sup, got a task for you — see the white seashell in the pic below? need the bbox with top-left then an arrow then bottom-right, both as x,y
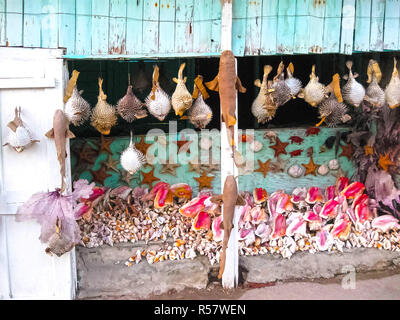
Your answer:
199,137 -> 212,150
250,140 -> 263,152
328,159 -> 340,170
287,164 -> 304,178
317,164 -> 329,176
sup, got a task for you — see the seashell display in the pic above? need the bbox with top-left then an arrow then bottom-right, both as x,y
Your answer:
317,164 -> 329,176
287,164 -> 304,178
3,107 -> 39,152
272,62 -> 292,107
91,78 -> 117,135
342,61 -> 366,107
192,211 -> 211,231
328,159 -> 340,170
120,131 -> 146,175
365,59 -> 385,108
64,86 -> 91,126
117,85 -> 147,122
253,187 -> 268,204
285,62 -> 302,97
385,58 -> 400,109
249,140 -> 262,152
145,65 -> 171,121
302,65 -> 327,107
171,63 -> 193,116
251,65 -> 278,124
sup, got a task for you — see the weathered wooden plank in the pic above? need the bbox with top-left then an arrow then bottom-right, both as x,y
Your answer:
159,0 -> 175,53
108,0 -> 127,54
260,0 -> 278,55
193,0 -> 212,53
142,0 -> 160,54
383,0 -> 400,50
353,0 -> 371,51
231,0 -> 247,56
91,0 -> 108,55
0,0 -> 4,46
175,0 -> 194,53
369,0 -> 385,51
294,0 -> 310,54
210,0 -> 222,53
276,0 -> 296,54
5,0 -> 23,46
126,0 -> 144,55
322,0 -> 342,53
58,0 -> 75,54
308,0 -> 325,53
244,0 -> 262,55
41,0 -> 59,48
23,0 -> 42,47
340,0 -> 356,54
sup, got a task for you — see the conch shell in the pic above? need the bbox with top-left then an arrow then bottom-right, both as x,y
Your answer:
64,86 -> 91,126
90,78 -> 117,135
145,65 -> 171,121
365,59 -> 385,107
171,63 -> 193,116
342,61 -> 365,107
117,85 -> 147,122
120,131 -> 146,175
3,107 -> 39,152
301,65 -> 327,107
385,58 -> 400,109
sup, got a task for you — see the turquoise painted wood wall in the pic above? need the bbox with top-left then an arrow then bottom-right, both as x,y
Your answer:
0,0 -> 399,58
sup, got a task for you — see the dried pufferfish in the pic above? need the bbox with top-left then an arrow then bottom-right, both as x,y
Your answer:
145,65 -> 171,121
45,218 -> 75,257
385,58 -> 400,109
2,107 -> 39,152
301,65 -> 327,107
251,65 -> 278,124
365,59 -> 385,108
342,61 -> 366,107
272,61 -> 292,106
120,131 -> 146,175
117,85 -> 147,122
90,78 -> 117,135
171,63 -> 193,116
285,62 -> 302,97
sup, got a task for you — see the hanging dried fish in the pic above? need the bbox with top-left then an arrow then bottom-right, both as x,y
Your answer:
120,131 -> 146,175
272,61 -> 292,106
365,59 -> 385,108
91,78 -> 117,135
171,63 -> 193,116
45,218 -> 75,257
117,85 -> 147,122
63,70 -> 80,103
251,65 -> 278,124
285,62 -> 302,97
145,65 -> 171,121
3,107 -> 39,152
64,86 -> 91,126
301,65 -> 327,107
385,58 -> 400,109
342,61 -> 366,107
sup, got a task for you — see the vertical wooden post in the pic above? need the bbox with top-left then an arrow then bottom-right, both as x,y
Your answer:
220,0 -> 239,289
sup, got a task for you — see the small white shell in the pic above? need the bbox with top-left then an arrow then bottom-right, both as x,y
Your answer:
250,140 -> 263,152
317,164 -> 329,176
287,164 -> 304,178
328,159 -> 340,170
199,137 -> 212,150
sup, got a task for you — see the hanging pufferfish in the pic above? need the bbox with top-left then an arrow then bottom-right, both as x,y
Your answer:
364,59 -> 385,108
299,65 -> 327,107
145,65 -> 171,121
120,131 -> 146,175
342,61 -> 366,107
385,57 -> 400,109
171,62 -> 193,116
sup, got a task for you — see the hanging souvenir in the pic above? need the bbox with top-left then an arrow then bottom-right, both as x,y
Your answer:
3,107 -> 39,152
251,65 -> 278,124
272,61 -> 292,106
45,218 -> 75,257
342,61 -> 365,107
385,58 -> 400,109
64,86 -> 91,126
145,65 -> 171,121
120,131 -> 146,175
183,75 -> 213,129
63,69 -> 80,103
301,65 -> 327,107
365,59 -> 385,108
90,78 -> 117,135
285,62 -> 302,97
171,62 -> 193,116
117,83 -> 147,122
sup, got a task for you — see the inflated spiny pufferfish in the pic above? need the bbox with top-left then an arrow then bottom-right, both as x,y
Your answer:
145,65 -> 171,121
385,57 -> 400,109
272,61 -> 292,107
171,63 -> 193,116
365,59 -> 385,108
301,65 -> 327,107
342,61 -> 366,107
285,62 -> 302,97
117,85 -> 147,122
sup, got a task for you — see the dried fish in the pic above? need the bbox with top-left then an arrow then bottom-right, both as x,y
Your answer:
385,58 -> 400,109
301,65 -> 327,107
117,85 -> 147,122
342,61 -> 365,107
145,65 -> 171,121
171,63 -> 193,116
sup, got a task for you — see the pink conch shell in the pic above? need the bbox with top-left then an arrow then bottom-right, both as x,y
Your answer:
110,186 -> 132,200
83,186 -> 105,202
179,195 -> 208,218
286,213 -> 307,236
276,193 -> 294,214
352,193 -> 368,209
331,216 -> 351,240
270,214 -> 287,239
239,226 -> 256,246
74,203 -> 91,219
212,216 -> 224,242
170,183 -> 192,200
346,208 -> 357,225
250,206 -> 268,224
336,176 -> 349,193
319,199 -> 339,219
253,187 -> 268,204
315,229 -> 334,251
335,195 -> 348,213
371,215 -> 400,232
142,181 -> 170,201
267,190 -> 285,218
325,185 -> 336,201
304,210 -> 323,231
306,187 -> 324,204
203,197 -> 221,215
354,202 -> 372,224
291,187 -> 307,204
255,223 -> 271,243
154,188 -> 173,209
192,211 -> 211,231
341,182 -> 365,199
313,203 -> 323,216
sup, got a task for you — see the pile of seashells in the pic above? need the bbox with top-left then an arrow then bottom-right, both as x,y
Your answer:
77,178 -> 400,268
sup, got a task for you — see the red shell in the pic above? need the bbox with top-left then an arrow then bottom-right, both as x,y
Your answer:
289,149 -> 303,157
289,136 -> 304,144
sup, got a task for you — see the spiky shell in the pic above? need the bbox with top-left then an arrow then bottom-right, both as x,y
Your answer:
172,84 -> 193,117
342,79 -> 365,107
145,84 -> 171,121
285,77 -> 302,96
187,93 -> 212,129
304,79 -> 326,107
64,86 -> 91,126
318,96 -> 349,127
366,80 -> 385,107
272,80 -> 292,106
117,85 -> 147,122
91,98 -> 117,135
120,144 -> 146,175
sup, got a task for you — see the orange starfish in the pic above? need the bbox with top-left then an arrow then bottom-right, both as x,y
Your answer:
194,172 -> 214,190
302,156 -> 318,176
141,167 -> 160,188
339,143 -> 352,160
269,137 -> 289,158
378,153 -> 395,172
255,159 -> 271,178
136,136 -> 152,157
